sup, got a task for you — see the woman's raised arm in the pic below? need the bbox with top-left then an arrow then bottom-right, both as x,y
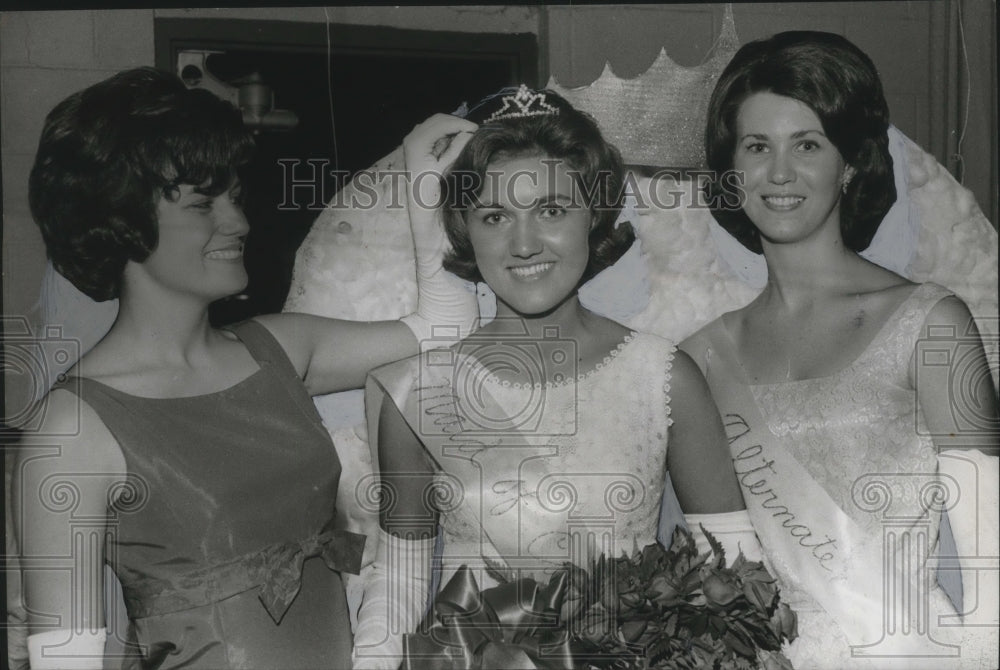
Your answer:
256,114 -> 479,396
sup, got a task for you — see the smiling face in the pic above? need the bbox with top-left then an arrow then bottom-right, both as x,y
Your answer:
135,180 -> 250,301
733,92 -> 855,249
466,154 -> 592,318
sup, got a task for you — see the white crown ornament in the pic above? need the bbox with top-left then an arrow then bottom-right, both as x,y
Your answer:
483,84 -> 561,123
547,6 -> 739,169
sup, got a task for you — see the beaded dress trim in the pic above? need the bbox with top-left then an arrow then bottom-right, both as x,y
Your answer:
476,331 -> 639,390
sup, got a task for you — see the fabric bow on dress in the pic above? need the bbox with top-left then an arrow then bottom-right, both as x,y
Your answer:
121,527 -> 366,624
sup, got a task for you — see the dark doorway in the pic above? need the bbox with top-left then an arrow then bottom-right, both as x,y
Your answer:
155,19 -> 537,324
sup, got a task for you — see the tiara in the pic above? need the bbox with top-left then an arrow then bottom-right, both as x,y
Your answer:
546,7 -> 739,168
483,84 -> 560,123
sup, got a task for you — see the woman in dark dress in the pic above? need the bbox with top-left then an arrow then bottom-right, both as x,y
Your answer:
13,67 -> 476,669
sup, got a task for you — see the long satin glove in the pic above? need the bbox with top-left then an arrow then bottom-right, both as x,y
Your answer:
28,628 -> 106,669
684,509 -> 765,563
353,529 -> 435,670
399,116 -> 479,350
399,251 -> 478,350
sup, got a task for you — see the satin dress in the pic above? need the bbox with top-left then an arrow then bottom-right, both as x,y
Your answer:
59,321 -> 363,669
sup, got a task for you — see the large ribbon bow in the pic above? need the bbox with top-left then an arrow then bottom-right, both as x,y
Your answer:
121,526 -> 366,623
257,527 -> 366,623
403,566 -> 577,670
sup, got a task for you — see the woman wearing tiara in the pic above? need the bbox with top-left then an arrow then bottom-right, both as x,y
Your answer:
12,67 -> 477,669
683,31 -> 998,669
353,86 -> 762,669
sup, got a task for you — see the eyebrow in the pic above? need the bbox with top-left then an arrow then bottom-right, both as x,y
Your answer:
469,192 -> 576,211
739,129 -> 826,142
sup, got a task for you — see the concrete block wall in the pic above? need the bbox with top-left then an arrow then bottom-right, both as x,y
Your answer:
2,10 -> 155,318
1,10 -> 156,415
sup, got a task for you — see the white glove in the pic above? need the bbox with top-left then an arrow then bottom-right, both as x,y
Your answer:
352,529 -> 435,670
400,268 -> 478,351
399,114 -> 479,350
28,628 -> 106,669
684,509 -> 765,563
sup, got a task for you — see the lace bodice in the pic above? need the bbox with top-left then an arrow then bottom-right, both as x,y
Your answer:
732,283 -> 996,668
749,283 -> 948,537
429,332 -> 676,587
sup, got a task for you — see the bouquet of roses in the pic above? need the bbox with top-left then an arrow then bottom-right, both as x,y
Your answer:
566,525 -> 797,670
403,526 -> 796,670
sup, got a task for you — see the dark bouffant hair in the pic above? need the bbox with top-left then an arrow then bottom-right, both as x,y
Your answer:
704,31 -> 895,253
29,67 -> 255,301
440,86 -> 633,284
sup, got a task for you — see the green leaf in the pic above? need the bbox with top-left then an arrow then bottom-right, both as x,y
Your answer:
700,524 -> 725,563
724,629 -> 756,658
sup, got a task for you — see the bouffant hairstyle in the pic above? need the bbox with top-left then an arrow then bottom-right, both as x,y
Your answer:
29,67 -> 255,301
439,87 -> 633,284
704,31 -> 895,253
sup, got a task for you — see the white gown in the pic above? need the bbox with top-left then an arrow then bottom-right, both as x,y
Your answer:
366,331 -> 677,591
685,283 -> 998,669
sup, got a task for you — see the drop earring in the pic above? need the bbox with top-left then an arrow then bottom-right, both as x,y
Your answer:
841,169 -> 854,194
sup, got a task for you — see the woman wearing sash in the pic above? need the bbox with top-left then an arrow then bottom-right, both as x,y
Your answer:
683,32 -> 999,668
354,87 -> 762,669
12,67 -> 477,669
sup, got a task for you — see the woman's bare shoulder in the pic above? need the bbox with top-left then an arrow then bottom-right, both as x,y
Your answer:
19,386 -> 126,476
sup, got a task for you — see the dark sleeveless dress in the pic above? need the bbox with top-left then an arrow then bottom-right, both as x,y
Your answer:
58,320 -> 364,669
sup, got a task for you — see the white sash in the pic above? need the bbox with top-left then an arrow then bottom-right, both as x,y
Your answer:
699,321 -> 887,647
365,351 -> 531,579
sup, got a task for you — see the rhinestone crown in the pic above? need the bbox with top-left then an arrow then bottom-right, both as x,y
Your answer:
483,84 -> 560,123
